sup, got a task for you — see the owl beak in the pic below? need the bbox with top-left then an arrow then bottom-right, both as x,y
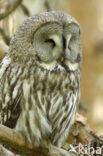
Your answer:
60,56 -> 64,63
57,54 -> 65,64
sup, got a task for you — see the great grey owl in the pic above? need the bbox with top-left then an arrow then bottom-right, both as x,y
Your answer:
0,11 -> 82,147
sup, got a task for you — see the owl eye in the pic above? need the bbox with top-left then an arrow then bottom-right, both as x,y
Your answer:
45,39 -> 56,48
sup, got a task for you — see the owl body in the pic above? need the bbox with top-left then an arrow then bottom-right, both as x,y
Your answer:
0,11 -> 82,147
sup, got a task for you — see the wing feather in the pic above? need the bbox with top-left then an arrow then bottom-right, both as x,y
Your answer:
0,56 -> 22,128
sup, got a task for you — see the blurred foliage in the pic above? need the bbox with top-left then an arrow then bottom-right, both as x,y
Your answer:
0,0 -> 103,134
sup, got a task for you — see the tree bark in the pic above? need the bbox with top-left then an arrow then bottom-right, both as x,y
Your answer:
0,124 -> 71,156
0,0 -> 23,21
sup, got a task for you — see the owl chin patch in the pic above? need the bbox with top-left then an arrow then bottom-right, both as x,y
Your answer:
37,61 -> 57,71
65,61 -> 79,72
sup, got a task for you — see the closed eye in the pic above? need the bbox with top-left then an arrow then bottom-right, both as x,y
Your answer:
45,39 -> 56,48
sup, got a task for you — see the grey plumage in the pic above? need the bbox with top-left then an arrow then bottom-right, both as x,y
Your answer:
0,11 -> 82,147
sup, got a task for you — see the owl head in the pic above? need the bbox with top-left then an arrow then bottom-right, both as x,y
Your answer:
9,11 -> 82,72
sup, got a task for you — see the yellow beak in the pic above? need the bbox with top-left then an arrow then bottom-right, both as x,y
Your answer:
60,57 -> 64,63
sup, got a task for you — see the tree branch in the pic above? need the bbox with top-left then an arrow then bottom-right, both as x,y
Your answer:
0,124 -> 71,156
44,0 -> 51,11
0,40 -> 8,60
0,113 -> 102,155
0,124 -> 45,155
0,0 -> 23,21
0,28 -> 10,45
0,144 -> 19,156
21,4 -> 30,17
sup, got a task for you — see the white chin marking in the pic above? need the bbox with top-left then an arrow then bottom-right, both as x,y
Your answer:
39,61 -> 57,71
66,62 -> 78,71
39,61 -> 78,72
57,64 -> 65,71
